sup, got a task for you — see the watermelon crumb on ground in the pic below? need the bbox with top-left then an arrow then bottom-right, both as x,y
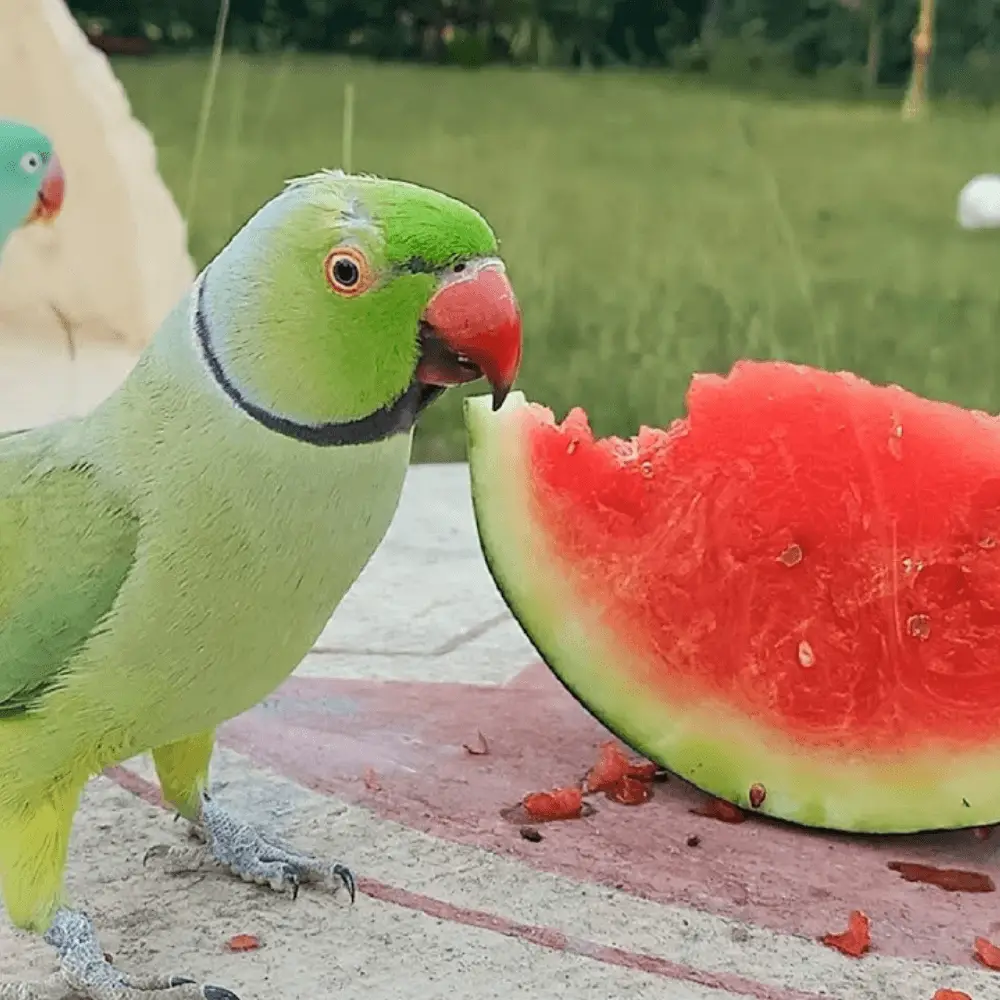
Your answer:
974,936 -> 1000,970
886,862 -> 995,893
464,360 -> 1000,834
820,910 -> 872,958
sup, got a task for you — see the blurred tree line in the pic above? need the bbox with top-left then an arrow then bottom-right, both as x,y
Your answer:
70,0 -> 1000,102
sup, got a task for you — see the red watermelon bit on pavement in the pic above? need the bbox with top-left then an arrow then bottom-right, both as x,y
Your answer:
465,361 -> 1000,834
584,740 -> 658,805
932,990 -> 972,1000
225,933 -> 262,952
821,910 -> 872,958
974,936 -> 1000,970
584,741 -> 631,793
691,795 -> 748,824
502,786 -> 591,824
887,861 -> 995,893
606,775 -> 653,805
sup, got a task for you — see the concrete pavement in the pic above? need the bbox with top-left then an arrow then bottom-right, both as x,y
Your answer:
2,463 -> 1000,1000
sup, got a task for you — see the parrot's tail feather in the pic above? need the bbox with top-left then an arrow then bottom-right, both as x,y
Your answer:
0,782 -> 82,933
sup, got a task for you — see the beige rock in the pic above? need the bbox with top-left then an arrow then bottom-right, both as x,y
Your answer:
0,0 -> 194,430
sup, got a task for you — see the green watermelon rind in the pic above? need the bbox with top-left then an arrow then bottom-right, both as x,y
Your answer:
464,390 -> 1000,835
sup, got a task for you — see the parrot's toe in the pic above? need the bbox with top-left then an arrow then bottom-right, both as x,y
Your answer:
119,974 -> 239,998
0,972 -> 72,999
331,863 -> 357,902
142,841 -> 210,875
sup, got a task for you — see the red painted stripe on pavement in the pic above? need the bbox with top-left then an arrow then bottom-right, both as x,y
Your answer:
357,877 -> 822,1000
103,765 -> 824,1000
105,765 -> 165,808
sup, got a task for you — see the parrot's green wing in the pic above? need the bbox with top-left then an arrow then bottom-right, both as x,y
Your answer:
0,461 -> 139,718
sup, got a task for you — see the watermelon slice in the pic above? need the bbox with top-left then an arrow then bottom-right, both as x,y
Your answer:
464,360 -> 1000,834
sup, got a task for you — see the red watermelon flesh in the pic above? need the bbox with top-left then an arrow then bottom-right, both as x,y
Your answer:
464,360 -> 1000,833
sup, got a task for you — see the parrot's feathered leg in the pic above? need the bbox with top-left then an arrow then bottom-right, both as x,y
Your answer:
151,732 -> 215,823
146,736 -> 356,902
0,909 -> 237,1000
0,782 -> 82,935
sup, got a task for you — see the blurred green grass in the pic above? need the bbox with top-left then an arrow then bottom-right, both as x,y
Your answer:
114,55 -> 1000,462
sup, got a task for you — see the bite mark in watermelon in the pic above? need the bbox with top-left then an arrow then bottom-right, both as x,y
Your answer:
464,360 -> 1000,833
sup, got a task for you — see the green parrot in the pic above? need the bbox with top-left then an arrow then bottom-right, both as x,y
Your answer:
0,120 -> 65,255
0,170 -> 522,1000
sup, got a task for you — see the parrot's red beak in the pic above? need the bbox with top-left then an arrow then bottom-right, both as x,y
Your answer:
415,261 -> 522,411
24,153 -> 65,226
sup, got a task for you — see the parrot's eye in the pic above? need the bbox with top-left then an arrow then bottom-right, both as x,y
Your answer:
324,246 -> 373,297
20,152 -> 42,174
334,258 -> 358,285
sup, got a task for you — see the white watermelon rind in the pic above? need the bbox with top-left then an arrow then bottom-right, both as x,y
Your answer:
465,391 -> 1000,834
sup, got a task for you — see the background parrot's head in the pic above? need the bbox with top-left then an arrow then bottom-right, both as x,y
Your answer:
0,121 -> 65,248
197,171 -> 522,444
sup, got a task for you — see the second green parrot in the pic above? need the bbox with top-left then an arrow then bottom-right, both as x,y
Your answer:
0,169 -> 521,1000
0,120 -> 65,255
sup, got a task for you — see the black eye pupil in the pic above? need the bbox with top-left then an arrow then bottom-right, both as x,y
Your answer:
333,258 -> 359,286
453,262 -> 466,273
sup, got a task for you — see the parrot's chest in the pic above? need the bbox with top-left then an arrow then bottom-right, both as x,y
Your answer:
107,430 -> 413,741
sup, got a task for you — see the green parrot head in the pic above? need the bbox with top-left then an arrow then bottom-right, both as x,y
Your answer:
196,171 -> 522,445
0,120 -> 65,252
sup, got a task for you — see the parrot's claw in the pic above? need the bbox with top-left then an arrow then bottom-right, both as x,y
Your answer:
0,909 -> 240,1000
146,793 -> 356,903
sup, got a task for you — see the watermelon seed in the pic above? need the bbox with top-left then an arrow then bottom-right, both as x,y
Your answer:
888,424 -> 904,460
462,731 -> 490,756
907,614 -> 931,641
749,783 -> 767,809
777,544 -> 803,567
640,461 -> 653,478
567,440 -> 578,455
797,640 -> 815,667
979,537 -> 997,550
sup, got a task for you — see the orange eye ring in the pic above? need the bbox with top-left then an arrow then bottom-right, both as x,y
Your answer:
324,246 -> 374,297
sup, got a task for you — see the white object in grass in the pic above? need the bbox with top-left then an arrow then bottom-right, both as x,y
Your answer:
957,174 -> 1000,229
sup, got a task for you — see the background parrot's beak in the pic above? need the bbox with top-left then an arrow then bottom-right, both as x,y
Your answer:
416,262 -> 523,410
24,153 -> 66,226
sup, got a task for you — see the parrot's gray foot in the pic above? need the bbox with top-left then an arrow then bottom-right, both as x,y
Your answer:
0,909 -> 239,1000
146,793 -> 356,903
